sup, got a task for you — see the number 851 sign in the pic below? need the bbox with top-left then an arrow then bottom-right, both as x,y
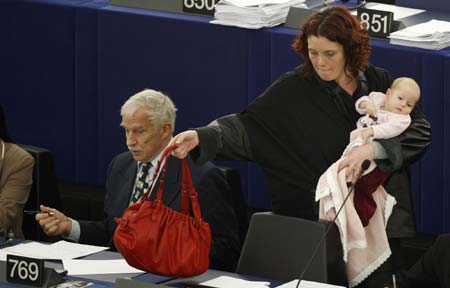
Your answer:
357,8 -> 393,39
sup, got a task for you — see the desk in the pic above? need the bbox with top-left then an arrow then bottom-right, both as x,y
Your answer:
0,249 -> 171,288
1,0 -> 449,233
160,269 -> 284,287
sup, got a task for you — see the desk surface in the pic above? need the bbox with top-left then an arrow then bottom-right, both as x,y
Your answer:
0,249 -> 172,288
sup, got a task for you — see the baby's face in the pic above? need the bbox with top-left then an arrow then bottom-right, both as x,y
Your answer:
385,87 -> 419,115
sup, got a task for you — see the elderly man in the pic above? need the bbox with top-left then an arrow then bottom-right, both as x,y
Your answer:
36,89 -> 241,271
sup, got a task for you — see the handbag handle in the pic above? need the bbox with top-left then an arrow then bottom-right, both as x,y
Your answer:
141,145 -> 202,219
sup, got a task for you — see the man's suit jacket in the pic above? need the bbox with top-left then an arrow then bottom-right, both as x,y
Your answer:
78,151 -> 241,271
0,141 -> 34,239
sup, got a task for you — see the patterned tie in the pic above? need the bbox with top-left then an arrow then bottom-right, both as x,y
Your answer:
130,162 -> 152,205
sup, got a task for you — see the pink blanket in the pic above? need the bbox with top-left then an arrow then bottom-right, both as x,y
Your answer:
315,158 -> 396,287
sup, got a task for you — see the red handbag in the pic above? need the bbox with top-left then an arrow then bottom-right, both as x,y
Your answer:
113,146 -> 212,277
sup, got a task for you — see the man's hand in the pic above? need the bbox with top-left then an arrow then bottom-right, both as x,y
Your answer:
35,204 -> 72,237
170,130 -> 200,159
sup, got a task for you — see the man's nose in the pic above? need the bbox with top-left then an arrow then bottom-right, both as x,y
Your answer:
126,134 -> 136,146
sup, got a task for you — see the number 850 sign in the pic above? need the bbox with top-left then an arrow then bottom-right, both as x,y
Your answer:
183,0 -> 219,15
357,8 -> 393,39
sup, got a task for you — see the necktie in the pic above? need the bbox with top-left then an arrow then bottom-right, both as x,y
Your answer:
130,162 -> 152,205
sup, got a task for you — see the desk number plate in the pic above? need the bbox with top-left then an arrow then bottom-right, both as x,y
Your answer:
6,254 -> 44,287
183,0 -> 219,16
357,8 -> 393,39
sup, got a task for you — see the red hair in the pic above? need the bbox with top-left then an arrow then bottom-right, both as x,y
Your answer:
292,6 -> 371,79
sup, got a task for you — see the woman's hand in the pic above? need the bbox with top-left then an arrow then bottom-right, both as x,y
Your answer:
170,130 -> 200,159
338,143 -> 374,183
35,204 -> 72,237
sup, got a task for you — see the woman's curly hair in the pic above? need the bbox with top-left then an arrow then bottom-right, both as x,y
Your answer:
292,6 -> 371,79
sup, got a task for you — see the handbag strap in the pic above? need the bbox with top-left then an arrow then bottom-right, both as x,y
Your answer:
140,146 -> 172,202
182,157 -> 202,219
141,145 -> 202,219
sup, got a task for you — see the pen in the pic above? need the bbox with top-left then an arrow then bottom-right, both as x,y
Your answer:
24,210 -> 55,216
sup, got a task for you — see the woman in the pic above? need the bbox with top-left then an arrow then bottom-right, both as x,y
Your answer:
171,6 -> 431,287
0,104 -> 34,239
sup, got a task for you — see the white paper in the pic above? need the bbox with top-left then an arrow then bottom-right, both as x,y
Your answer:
0,240 -> 108,260
389,19 -> 450,50
212,0 -> 305,29
201,276 -> 271,288
275,279 -> 346,288
390,20 -> 450,38
223,0 -> 291,8
363,3 -> 425,20
62,259 -> 144,275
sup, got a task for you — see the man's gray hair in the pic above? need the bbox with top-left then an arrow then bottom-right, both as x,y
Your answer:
121,89 -> 177,131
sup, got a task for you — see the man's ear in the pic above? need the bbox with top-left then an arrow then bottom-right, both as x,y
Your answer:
160,122 -> 172,139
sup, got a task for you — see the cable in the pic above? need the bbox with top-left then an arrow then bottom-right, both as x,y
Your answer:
295,159 -> 371,288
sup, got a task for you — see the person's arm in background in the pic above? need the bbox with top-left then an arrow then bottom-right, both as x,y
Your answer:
0,145 -> 33,236
37,156 -> 116,247
397,234 -> 450,288
77,155 -> 121,247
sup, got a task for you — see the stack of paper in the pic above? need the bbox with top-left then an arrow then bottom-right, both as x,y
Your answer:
211,0 -> 306,29
389,19 -> 450,50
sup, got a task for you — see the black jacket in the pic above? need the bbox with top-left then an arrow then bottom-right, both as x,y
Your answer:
194,64 -> 431,238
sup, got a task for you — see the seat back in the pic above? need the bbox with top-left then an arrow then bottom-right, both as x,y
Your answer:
217,166 -> 249,243
236,212 -> 346,285
20,145 -> 60,241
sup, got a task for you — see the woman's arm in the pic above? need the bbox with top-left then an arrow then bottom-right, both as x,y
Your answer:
375,106 -> 431,172
173,114 -> 253,165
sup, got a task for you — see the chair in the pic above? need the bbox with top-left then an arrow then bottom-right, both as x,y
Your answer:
20,145 -> 60,241
236,212 -> 347,285
216,166 -> 249,244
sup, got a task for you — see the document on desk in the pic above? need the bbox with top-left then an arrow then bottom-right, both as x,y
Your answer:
350,3 -> 425,21
223,0 -> 291,7
275,279 -> 345,288
62,259 -> 144,275
0,240 -> 109,260
201,275 -> 271,288
389,19 -> 450,49
363,3 -> 425,20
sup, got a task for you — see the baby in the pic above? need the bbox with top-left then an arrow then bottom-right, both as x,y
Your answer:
351,77 -> 421,143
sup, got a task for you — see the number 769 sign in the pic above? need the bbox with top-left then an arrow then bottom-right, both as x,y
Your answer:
6,254 -> 44,286
357,8 -> 394,39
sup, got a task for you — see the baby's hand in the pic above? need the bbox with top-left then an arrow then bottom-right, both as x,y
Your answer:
360,128 -> 374,143
364,103 -> 377,116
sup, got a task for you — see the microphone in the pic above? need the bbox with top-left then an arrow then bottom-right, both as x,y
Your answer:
295,159 -> 371,288
0,230 -> 15,248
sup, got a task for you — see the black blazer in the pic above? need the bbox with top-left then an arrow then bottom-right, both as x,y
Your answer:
78,151 -> 241,271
